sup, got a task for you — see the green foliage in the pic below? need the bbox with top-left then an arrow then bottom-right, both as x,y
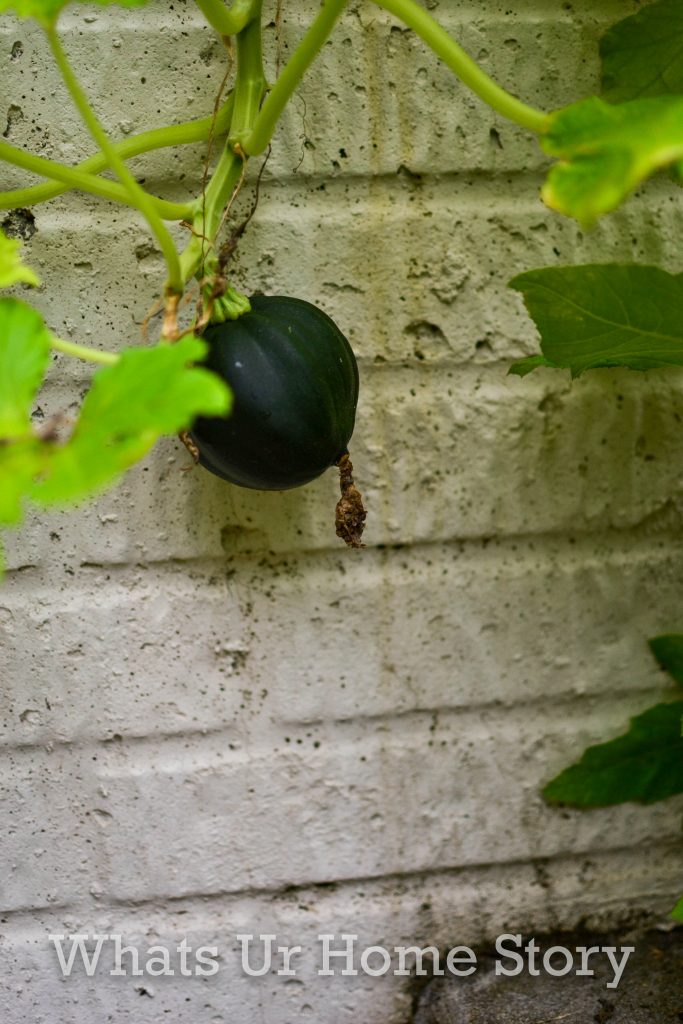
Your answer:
0,280 -> 231,577
600,0 -> 683,102
509,265 -> 683,377
0,229 -> 39,288
671,896 -> 683,922
507,354 -> 557,378
541,96 -> 683,227
0,299 -> 51,438
544,634 -> 683,813
0,228 -> 232,557
33,336 -> 231,504
0,440 -> 45,524
0,0 -> 146,25
649,634 -> 683,687
543,701 -> 683,807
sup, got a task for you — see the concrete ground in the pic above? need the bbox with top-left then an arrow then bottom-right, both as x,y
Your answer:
414,926 -> 683,1023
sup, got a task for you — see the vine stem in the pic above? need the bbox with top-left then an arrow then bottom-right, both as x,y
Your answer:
243,0 -> 349,155
179,2 -> 266,286
179,147 -> 245,283
370,0 -> 550,133
45,25 -> 183,294
0,140 -> 192,220
50,336 -> 118,365
229,7 -> 268,144
194,0 -> 255,36
0,99 -> 234,212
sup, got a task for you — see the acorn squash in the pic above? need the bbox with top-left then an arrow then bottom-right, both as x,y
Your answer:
189,294 -> 359,491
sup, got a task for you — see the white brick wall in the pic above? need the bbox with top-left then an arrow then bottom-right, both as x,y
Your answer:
2,1 -> 683,1021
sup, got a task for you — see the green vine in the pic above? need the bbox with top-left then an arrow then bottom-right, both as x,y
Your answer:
372,0 -> 549,133
244,0 -> 349,156
45,23 -> 184,295
0,138 -> 192,220
50,335 -> 119,365
0,99 -> 234,210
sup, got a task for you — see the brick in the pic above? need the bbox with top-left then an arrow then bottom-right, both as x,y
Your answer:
2,697 -> 677,908
225,538 -> 683,723
6,354 -> 683,566
0,564 -> 248,747
10,178 -> 682,376
87,704 -> 682,901
0,842 -> 676,1024
3,539 -> 681,742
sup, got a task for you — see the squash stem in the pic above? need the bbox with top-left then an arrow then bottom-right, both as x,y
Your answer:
0,140 -> 192,220
371,0 -> 550,134
45,25 -> 184,293
229,5 -> 268,148
50,336 -> 119,365
244,0 -> 349,156
0,99 -> 233,212
179,3 -> 266,285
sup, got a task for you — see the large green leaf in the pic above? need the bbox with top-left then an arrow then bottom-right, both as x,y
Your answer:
509,264 -> 683,377
0,298 -> 51,438
507,354 -> 558,378
32,334 -> 231,504
672,896 -> 683,922
0,0 -> 146,23
650,635 -> 683,688
0,230 -> 39,289
601,0 -> 683,102
543,701 -> 683,807
541,96 -> 683,227
0,439 -> 47,524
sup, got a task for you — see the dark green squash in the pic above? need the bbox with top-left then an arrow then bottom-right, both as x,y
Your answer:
189,294 -> 359,491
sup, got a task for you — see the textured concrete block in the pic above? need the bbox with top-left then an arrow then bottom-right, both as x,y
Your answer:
6,356 -> 683,566
0,845 -> 678,1024
0,2 -> 679,1022
0,564 -> 248,746
3,700 -> 672,904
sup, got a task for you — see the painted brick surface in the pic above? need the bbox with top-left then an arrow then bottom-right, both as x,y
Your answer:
2,1 -> 682,1022
1,844 -> 681,1024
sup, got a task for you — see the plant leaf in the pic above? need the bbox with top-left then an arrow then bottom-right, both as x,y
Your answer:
0,298 -> 51,438
509,264 -> 683,376
32,334 -> 231,504
671,896 -> 683,922
543,701 -> 683,807
0,230 -> 39,288
0,439 -> 47,524
507,354 -> 558,377
541,96 -> 683,227
0,0 -> 147,24
649,635 -> 683,688
601,0 -> 683,102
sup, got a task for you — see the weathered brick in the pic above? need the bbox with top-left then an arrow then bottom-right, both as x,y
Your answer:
0,564 -> 248,746
3,697 -> 679,909
3,539 -> 681,744
10,181 -> 681,374
0,842 -> 677,1024
0,2 -> 679,1021
0,0 -> 633,184
6,355 -> 683,566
